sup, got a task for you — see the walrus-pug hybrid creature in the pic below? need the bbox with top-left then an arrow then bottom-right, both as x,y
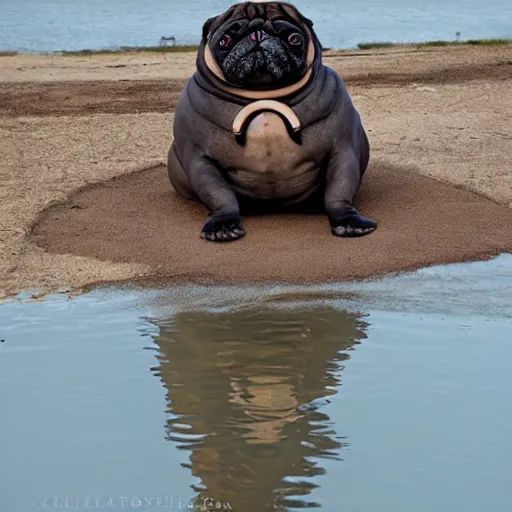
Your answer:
167,0 -> 377,241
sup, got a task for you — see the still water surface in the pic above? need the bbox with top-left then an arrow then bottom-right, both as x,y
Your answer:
1,0 -> 511,53
1,255 -> 512,511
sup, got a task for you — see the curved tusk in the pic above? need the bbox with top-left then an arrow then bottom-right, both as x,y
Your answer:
232,100 -> 301,136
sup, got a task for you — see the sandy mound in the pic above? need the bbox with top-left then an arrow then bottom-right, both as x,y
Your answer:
30,162 -> 512,285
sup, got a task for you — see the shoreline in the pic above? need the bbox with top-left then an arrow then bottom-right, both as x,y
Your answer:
0,45 -> 511,300
1,37 -> 511,57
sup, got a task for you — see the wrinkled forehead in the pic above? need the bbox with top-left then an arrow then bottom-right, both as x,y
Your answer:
211,2 -> 304,33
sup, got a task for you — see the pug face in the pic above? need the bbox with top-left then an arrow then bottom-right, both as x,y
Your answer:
202,2 -> 317,89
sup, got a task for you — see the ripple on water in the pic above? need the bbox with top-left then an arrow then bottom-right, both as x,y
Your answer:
1,254 -> 511,512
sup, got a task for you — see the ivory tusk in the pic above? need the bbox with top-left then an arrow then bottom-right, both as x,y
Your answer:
232,100 -> 301,136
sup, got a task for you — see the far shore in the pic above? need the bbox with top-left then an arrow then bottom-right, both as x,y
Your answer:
1,37 -> 511,57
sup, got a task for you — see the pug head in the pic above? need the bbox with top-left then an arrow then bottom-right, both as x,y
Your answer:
201,2 -> 319,90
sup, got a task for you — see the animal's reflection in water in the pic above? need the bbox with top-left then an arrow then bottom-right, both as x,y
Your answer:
150,306 -> 368,511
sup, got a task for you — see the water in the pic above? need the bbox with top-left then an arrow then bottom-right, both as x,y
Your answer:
1,254 -> 512,511
1,0 -> 511,53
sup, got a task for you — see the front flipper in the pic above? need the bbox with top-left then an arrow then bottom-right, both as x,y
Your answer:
329,209 -> 377,237
184,155 -> 245,242
325,125 -> 377,239
201,213 -> 245,242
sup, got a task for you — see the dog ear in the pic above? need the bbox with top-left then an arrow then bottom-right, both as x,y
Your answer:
292,8 -> 314,30
202,5 -> 238,43
300,15 -> 314,30
202,16 -> 217,42
281,4 -> 314,30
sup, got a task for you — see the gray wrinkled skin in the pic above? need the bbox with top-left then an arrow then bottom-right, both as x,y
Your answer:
167,2 -> 377,242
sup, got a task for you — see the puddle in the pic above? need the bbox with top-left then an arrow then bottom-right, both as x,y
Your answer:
1,255 -> 512,511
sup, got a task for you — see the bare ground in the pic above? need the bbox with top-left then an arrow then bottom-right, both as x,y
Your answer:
0,45 -> 511,299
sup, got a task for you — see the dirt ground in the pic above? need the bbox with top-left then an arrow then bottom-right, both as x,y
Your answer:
1,45 -> 511,299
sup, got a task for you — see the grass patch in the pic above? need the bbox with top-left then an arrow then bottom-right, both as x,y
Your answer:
465,38 -> 512,45
357,42 -> 396,50
59,44 -> 199,56
357,38 -> 512,50
0,51 -> 18,56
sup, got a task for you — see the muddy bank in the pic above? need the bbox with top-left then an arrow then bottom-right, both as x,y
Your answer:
0,45 -> 511,298
30,163 -> 512,285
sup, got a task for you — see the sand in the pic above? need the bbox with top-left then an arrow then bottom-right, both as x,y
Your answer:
0,45 -> 511,298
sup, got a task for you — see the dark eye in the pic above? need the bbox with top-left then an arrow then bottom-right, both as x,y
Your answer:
288,33 -> 302,46
219,35 -> 232,48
